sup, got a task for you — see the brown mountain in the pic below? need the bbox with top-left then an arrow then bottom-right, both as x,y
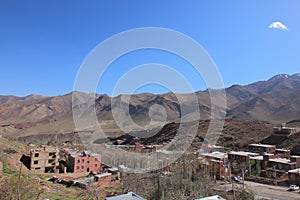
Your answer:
0,73 -> 300,141
227,73 -> 300,122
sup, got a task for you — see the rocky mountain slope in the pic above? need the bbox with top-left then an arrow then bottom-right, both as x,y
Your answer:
0,73 -> 300,140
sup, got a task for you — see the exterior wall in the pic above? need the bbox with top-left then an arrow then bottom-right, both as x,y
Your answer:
30,146 -> 59,173
275,149 -> 290,158
290,156 -> 300,168
273,127 -> 300,135
248,145 -> 276,154
261,169 -> 288,182
96,174 -> 112,188
249,159 -> 262,176
228,153 -> 251,174
208,160 -> 230,180
67,152 -> 101,173
228,154 -> 249,163
268,161 -> 295,171
289,172 -> 300,185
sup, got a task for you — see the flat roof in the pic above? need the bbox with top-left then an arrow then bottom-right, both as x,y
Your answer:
105,192 -> 146,200
275,149 -> 290,152
229,151 -> 259,157
195,195 -> 226,200
269,158 -> 293,164
73,176 -> 94,184
95,172 -> 112,178
264,153 -> 274,156
288,168 -> 300,174
70,153 -> 84,158
91,153 -> 100,157
200,151 -> 227,159
273,126 -> 296,129
291,155 -> 300,158
108,167 -> 119,172
251,156 -> 263,160
249,143 -> 275,148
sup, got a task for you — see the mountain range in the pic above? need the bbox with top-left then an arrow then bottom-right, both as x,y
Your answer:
0,73 -> 300,141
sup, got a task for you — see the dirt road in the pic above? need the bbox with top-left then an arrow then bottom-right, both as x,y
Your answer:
214,181 -> 300,200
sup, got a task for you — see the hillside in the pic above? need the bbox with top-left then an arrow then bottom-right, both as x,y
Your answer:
0,136 -> 103,199
0,73 -> 300,142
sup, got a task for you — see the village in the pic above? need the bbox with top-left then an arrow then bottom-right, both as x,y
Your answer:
2,123 -> 296,199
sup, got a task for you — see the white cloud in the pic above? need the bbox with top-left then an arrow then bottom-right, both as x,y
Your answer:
268,21 -> 288,31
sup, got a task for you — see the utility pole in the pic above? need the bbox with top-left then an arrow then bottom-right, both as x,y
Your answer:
229,162 -> 232,183
274,165 -> 277,185
242,168 -> 248,191
157,174 -> 160,200
242,168 -> 245,191
249,160 -> 251,177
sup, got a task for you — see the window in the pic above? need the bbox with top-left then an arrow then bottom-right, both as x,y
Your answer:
81,166 -> 84,169
82,159 -> 84,163
87,161 -> 90,164
34,160 -> 38,165
77,166 -> 80,170
95,164 -> 97,167
77,159 -> 80,163
34,153 -> 39,157
49,152 -> 56,158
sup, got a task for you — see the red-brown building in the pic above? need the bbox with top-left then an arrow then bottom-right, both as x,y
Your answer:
248,144 -> 276,154
200,152 -> 231,180
288,168 -> 300,185
95,172 -> 112,188
66,150 -> 101,173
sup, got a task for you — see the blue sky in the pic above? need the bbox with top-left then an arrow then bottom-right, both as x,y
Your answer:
1,0 -> 300,96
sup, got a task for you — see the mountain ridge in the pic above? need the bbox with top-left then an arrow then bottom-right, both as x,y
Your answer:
1,73 -> 300,139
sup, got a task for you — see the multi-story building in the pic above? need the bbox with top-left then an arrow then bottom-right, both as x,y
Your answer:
288,168 -> 300,185
30,146 -> 59,173
273,125 -> 300,136
248,144 -> 276,154
66,150 -> 101,173
199,151 -> 231,180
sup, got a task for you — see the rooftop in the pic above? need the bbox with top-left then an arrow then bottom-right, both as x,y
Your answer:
105,192 -> 146,200
30,146 -> 58,153
291,155 -> 300,158
200,151 -> 227,159
250,156 -> 264,160
70,153 -> 84,158
289,168 -> 300,174
228,151 -> 259,157
195,195 -> 226,200
275,149 -> 290,152
95,172 -> 112,178
68,151 -> 101,159
83,150 -> 91,155
108,167 -> 119,172
249,143 -> 275,148
269,158 -> 293,164
72,176 -> 95,185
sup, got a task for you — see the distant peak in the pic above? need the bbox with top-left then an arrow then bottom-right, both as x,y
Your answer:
291,73 -> 300,77
268,74 -> 289,81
